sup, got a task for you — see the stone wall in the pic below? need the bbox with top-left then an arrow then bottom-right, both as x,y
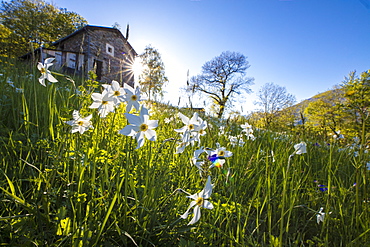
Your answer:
53,27 -> 136,86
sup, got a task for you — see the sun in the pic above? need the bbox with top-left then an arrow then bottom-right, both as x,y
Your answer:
131,56 -> 145,81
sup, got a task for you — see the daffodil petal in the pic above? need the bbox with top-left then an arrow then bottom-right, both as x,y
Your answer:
124,113 -> 142,126
47,73 -> 58,82
132,100 -> 140,111
44,58 -> 55,64
188,205 -> 201,225
124,83 -> 134,92
46,63 -> 53,70
135,132 -> 145,149
144,129 -> 157,141
178,112 -> 190,124
119,125 -> 137,136
126,101 -> 133,112
84,114 -> 93,121
180,201 -> 196,219
174,126 -> 187,133
147,120 -> 158,129
111,80 -> 120,90
202,200 -> 213,210
38,77 -> 46,87
37,63 -> 43,71
140,106 -> 149,116
91,93 -> 103,102
72,110 -> 80,120
190,112 -> 199,124
187,193 -> 199,200
89,102 -> 102,109
203,176 -> 213,198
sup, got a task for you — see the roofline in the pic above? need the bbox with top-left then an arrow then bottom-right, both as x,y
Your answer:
51,24 -> 137,56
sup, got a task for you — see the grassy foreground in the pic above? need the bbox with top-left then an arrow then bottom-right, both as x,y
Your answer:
0,59 -> 369,246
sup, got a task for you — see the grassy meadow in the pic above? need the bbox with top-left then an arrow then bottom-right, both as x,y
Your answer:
0,58 -> 369,246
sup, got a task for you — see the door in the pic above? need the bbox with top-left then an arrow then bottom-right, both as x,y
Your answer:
94,59 -> 103,80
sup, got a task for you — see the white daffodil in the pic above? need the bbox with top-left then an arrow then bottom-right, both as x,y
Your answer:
241,122 -> 253,135
271,150 -> 276,163
89,91 -> 115,118
353,136 -> 360,144
316,207 -> 331,224
65,110 -> 93,134
175,112 -> 201,132
103,80 -> 125,105
123,83 -> 146,113
175,141 -> 189,154
246,133 -> 256,141
294,141 -> 307,155
206,145 -> 233,159
180,176 -> 214,225
229,136 -> 238,147
175,112 -> 201,143
366,162 -> 370,170
191,147 -> 206,174
219,126 -> 225,135
193,147 -> 206,160
6,79 -> 15,88
192,117 -> 207,143
37,57 -> 58,86
206,145 -> 232,168
332,130 -> 344,140
229,135 -> 245,147
119,106 -> 158,149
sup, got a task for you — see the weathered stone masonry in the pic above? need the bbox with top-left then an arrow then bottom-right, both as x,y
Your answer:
26,25 -> 137,86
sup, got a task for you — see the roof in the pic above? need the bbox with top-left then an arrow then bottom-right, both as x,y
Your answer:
20,25 -> 137,59
51,25 -> 137,56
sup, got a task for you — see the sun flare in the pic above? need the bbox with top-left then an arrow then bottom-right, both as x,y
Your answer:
131,56 -> 145,81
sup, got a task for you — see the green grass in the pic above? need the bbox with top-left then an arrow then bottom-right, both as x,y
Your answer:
0,58 -> 369,246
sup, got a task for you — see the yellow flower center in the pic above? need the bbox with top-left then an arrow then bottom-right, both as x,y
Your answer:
113,91 -> 120,96
195,197 -> 204,206
199,129 -> 205,135
140,123 -> 148,132
102,101 -> 108,105
188,124 -> 194,130
218,150 -> 225,157
40,68 -> 46,74
131,95 -> 137,101
77,121 -> 84,126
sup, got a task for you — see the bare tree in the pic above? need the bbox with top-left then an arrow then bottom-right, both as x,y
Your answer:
189,51 -> 254,118
255,82 -> 296,127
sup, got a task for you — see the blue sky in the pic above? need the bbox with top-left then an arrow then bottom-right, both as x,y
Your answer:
51,0 -> 370,114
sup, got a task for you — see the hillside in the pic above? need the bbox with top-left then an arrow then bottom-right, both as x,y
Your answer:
287,86 -> 344,116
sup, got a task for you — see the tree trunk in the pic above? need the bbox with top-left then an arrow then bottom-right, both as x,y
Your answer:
217,104 -> 225,118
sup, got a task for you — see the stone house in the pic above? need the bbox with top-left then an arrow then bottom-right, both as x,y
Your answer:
23,25 -> 137,85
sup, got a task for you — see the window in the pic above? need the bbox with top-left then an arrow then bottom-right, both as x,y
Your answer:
106,43 -> 114,56
66,52 -> 76,68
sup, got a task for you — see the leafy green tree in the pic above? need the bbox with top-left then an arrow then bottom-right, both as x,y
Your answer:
304,96 -> 344,138
0,0 -> 87,57
189,51 -> 254,118
138,45 -> 168,101
342,70 -> 370,145
0,23 -> 13,57
273,106 -> 298,132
